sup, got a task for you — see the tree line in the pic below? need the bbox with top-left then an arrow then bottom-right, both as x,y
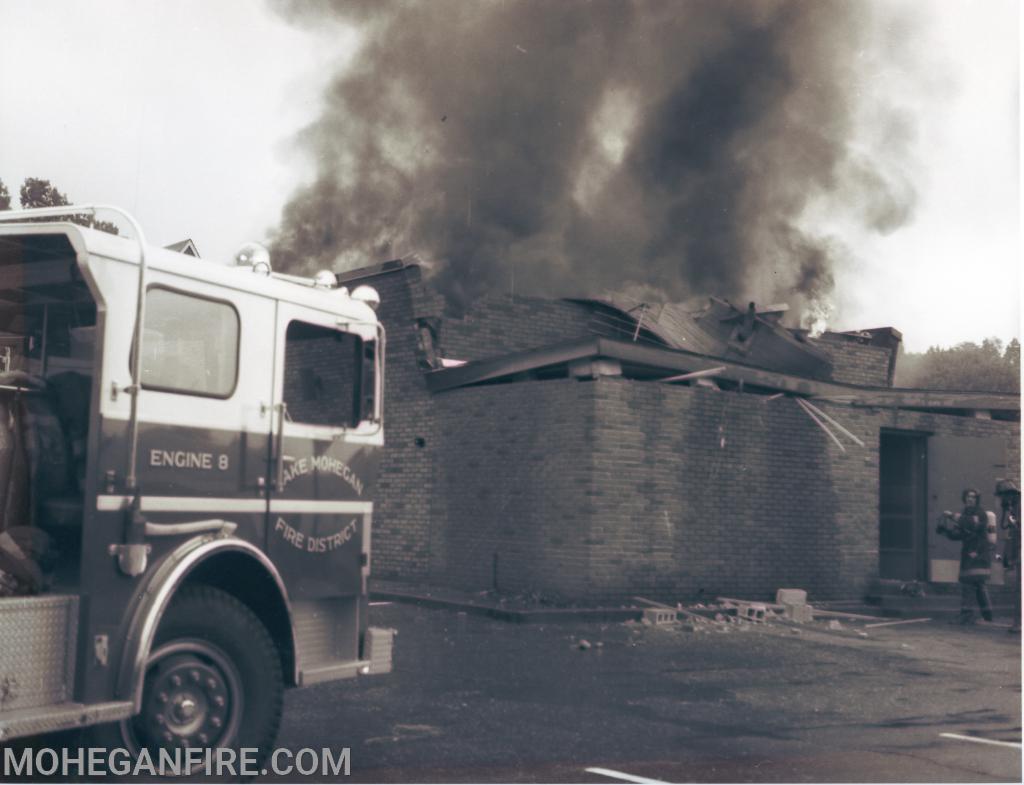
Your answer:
895,338 -> 1020,393
0,177 -> 118,234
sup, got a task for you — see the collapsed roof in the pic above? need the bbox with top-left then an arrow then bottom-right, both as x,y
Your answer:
567,296 -> 834,380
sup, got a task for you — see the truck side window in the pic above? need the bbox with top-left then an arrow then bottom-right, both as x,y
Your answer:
138,287 -> 239,397
283,321 -> 362,427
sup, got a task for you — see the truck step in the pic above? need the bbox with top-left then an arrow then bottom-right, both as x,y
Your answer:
291,598 -> 394,685
0,700 -> 133,741
292,597 -> 360,678
299,660 -> 369,686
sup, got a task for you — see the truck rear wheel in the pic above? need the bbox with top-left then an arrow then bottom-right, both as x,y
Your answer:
97,585 -> 283,774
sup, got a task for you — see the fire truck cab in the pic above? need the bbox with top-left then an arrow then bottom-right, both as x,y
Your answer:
0,206 -> 391,759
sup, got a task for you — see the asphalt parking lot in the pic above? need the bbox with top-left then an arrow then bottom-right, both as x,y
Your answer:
269,602 -> 1022,783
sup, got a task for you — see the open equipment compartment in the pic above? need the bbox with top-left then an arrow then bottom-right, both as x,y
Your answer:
0,229 -> 99,592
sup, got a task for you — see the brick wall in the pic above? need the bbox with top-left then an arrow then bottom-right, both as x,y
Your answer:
357,271 -> 627,584
440,295 -> 596,361
586,380 -> 847,601
430,379 -> 596,597
810,334 -> 894,386
589,383 -> 1017,602
420,377 -> 1019,603
353,266 -> 439,580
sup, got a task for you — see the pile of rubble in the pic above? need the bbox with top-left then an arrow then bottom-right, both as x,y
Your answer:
631,589 -> 931,636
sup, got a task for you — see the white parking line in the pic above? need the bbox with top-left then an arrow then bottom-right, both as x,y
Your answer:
940,733 -> 1022,750
369,601 -> 393,606
585,766 -> 669,784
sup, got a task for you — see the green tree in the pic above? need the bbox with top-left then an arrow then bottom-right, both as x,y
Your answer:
895,338 -> 1020,393
0,179 -> 10,211
14,177 -> 119,234
19,178 -> 69,209
1005,337 -> 1020,378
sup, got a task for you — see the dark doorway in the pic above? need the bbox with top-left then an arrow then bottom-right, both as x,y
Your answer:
879,432 -> 928,580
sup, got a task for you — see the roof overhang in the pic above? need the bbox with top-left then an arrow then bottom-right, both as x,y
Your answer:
425,337 -> 1019,416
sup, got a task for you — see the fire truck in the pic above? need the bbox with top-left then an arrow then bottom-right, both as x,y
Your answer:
0,205 -> 392,761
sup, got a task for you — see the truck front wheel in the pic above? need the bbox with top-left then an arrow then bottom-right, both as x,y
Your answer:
103,585 -> 284,772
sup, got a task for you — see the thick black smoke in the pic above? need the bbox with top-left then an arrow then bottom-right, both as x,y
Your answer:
270,0 -> 916,321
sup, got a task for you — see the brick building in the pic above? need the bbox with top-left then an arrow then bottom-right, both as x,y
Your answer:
338,261 -> 1020,604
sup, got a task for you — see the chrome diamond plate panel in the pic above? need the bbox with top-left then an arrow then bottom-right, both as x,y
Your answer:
0,595 -> 78,712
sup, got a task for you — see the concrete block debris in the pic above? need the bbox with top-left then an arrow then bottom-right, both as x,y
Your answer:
632,593 -> 901,640
630,594 -> 895,638
715,598 -> 770,625
782,602 -> 814,623
718,596 -> 785,612
738,602 -> 768,623
642,607 -> 679,626
775,588 -> 808,606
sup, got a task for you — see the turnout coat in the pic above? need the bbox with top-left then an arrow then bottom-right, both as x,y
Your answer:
944,504 -> 993,581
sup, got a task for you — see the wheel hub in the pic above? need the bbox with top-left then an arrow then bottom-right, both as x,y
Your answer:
141,652 -> 232,747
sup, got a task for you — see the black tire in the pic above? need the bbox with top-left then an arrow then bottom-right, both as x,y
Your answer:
90,585 -> 283,778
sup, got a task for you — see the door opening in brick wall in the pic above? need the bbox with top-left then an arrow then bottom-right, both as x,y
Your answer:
925,433 -> 1008,585
879,432 -> 928,580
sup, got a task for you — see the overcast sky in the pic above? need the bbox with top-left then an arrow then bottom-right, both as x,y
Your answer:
0,0 -> 1018,353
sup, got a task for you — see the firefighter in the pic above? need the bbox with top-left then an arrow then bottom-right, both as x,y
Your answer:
938,488 -> 993,623
995,479 -> 1021,633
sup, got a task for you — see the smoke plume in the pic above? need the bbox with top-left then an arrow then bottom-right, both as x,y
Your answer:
270,0 -> 917,322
